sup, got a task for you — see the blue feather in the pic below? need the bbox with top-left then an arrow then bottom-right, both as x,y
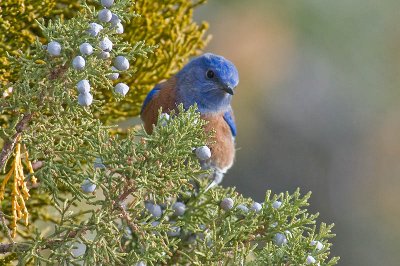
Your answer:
223,111 -> 237,137
175,53 -> 239,114
141,86 -> 161,114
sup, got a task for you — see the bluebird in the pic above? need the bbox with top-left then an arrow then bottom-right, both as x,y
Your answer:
141,53 -> 239,176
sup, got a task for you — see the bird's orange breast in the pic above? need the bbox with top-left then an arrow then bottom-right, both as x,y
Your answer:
202,113 -> 235,172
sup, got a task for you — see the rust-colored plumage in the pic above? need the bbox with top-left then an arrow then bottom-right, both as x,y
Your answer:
202,113 -> 235,172
141,77 -> 178,134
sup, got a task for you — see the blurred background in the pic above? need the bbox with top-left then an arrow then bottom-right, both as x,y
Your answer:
195,1 -> 400,265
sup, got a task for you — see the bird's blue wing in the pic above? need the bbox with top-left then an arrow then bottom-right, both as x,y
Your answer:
223,110 -> 237,137
141,85 -> 161,114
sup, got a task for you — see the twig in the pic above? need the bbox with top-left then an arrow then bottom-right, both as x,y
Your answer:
115,182 -> 138,232
118,186 -> 135,203
0,231 -> 83,254
0,113 -> 32,171
0,242 -> 16,253
115,203 -> 139,235
0,211 -> 14,244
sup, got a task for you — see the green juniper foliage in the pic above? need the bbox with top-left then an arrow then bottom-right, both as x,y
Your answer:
0,0 -> 209,126
0,0 -> 339,265
0,0 -> 57,86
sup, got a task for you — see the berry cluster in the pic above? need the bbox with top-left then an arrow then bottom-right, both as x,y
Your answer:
77,109 -> 326,265
219,196 -> 324,264
46,0 -> 131,106
79,153 -> 324,265
142,200 -> 187,239
219,197 -> 262,214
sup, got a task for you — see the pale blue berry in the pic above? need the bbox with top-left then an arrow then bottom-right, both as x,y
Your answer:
274,233 -> 287,246
78,92 -> 93,106
135,261 -> 146,266
272,200 -> 282,209
98,8 -> 112,22
220,197 -> 234,211
151,221 -> 160,227
110,13 -> 121,26
167,223 -> 181,237
79,43 -> 93,55
195,146 -> 211,160
76,80 -> 90,93
94,157 -> 106,169
145,202 -> 162,218
71,242 -> 86,257
159,113 -> 169,126
106,66 -> 119,80
237,204 -> 249,213
311,240 -> 324,251
115,22 -> 124,34
101,0 -> 114,8
251,202 -> 262,212
114,83 -> 129,96
98,51 -> 110,59
99,37 -> 113,52
172,202 -> 186,216
149,221 -> 160,236
168,226 -> 181,237
81,179 -> 96,193
306,255 -> 316,265
47,41 -> 61,56
160,113 -> 170,119
88,23 -> 103,36
186,233 -> 197,244
123,226 -> 132,238
72,56 -> 85,70
114,56 -> 129,70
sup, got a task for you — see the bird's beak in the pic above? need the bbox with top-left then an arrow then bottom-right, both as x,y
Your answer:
221,85 -> 234,95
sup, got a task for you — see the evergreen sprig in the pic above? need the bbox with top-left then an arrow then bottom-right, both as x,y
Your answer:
0,0 -> 57,86
0,0 -> 210,126
0,106 -> 339,265
0,0 -> 338,265
0,0 -> 152,240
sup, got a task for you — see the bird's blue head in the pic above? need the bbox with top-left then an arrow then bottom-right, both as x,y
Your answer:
175,53 -> 239,114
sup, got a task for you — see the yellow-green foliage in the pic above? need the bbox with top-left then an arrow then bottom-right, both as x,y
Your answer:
0,0 -> 56,86
1,0 -> 209,123
0,0 -> 208,244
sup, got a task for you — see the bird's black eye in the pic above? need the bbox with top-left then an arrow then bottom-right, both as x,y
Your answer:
206,70 -> 215,79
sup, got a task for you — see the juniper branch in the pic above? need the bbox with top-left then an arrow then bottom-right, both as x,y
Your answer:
0,0 -> 339,264
0,230 -> 80,254
0,178 -> 136,254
